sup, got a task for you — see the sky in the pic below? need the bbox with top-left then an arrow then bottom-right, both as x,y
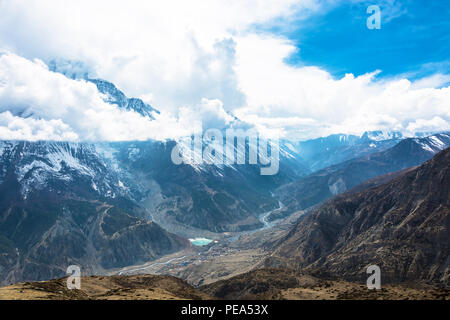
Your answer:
272,0 -> 450,80
0,0 -> 449,141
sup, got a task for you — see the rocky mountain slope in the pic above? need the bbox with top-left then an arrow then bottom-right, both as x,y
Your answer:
269,147 -> 450,286
107,140 -> 308,233
0,141 -> 188,285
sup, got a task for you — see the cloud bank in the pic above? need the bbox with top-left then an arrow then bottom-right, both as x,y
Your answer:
0,0 -> 449,141
0,52 -> 219,141
234,34 -> 450,138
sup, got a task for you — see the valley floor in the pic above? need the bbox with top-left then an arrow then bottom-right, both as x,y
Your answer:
111,206 -> 305,286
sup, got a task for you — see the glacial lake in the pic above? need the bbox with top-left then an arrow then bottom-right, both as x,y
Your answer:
189,238 -> 213,246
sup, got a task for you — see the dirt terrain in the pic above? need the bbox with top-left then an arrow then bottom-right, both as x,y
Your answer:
200,269 -> 450,300
1,269 -> 448,300
0,274 -> 211,300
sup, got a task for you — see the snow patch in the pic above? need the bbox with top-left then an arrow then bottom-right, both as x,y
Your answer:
428,136 -> 445,150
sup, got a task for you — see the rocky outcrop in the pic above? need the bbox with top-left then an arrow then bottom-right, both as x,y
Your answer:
271,148 -> 450,286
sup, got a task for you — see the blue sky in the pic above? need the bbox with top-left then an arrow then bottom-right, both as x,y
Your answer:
260,0 -> 450,82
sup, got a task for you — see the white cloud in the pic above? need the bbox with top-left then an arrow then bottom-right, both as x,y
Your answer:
0,0 -> 449,141
177,98 -> 234,132
0,0 -> 309,112
0,52 -> 194,141
233,35 -> 450,139
411,74 -> 450,89
0,111 -> 79,141
405,117 -> 450,135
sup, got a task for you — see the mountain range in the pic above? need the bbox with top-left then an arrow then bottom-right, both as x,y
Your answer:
0,77 -> 449,292
274,133 -> 450,218
268,147 -> 450,286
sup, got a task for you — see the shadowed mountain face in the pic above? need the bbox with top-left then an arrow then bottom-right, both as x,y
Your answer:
109,140 -> 308,233
275,133 -> 450,215
270,147 -> 450,286
0,142 -> 188,285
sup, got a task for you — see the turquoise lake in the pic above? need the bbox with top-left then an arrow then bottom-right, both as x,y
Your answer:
189,238 -> 213,246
